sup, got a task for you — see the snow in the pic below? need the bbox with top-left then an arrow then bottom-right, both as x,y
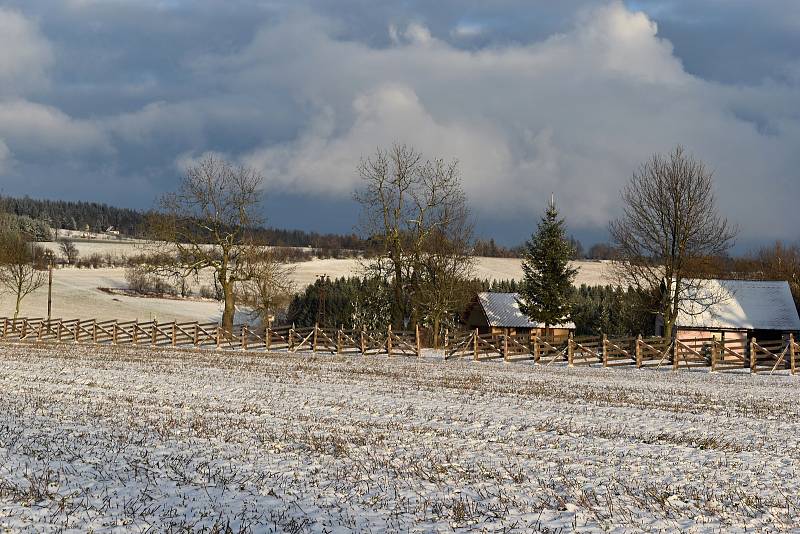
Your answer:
2,253 -> 613,323
1,343 -> 798,532
0,267 -> 234,324
677,279 -> 800,332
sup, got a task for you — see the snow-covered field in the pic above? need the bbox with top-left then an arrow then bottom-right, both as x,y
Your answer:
1,248 -> 612,322
1,344 -> 798,532
0,268 -> 231,324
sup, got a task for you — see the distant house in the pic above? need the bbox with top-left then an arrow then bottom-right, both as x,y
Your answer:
661,279 -> 800,342
463,292 -> 575,340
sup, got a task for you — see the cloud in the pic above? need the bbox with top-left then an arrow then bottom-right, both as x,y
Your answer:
0,139 -> 11,173
0,9 -> 107,168
0,100 -> 107,155
1,0 -> 800,245
0,8 -> 53,96
225,2 -> 800,239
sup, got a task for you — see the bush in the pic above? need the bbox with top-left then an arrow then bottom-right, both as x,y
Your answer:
124,266 -> 175,296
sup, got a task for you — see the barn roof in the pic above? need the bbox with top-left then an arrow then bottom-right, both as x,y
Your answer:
476,292 -> 576,329
675,279 -> 800,332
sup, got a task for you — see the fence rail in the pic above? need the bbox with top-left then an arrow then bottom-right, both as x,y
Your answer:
1,317 -> 797,376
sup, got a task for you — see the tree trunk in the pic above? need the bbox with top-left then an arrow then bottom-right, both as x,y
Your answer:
221,280 -> 235,335
392,258 -> 404,329
13,276 -> 22,320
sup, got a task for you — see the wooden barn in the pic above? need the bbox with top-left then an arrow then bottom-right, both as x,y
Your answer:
463,292 -> 575,341
661,279 -> 800,343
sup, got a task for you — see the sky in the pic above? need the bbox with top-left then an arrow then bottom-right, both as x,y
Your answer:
0,0 -> 798,250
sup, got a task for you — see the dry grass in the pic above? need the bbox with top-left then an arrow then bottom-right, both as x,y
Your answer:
0,344 -> 798,532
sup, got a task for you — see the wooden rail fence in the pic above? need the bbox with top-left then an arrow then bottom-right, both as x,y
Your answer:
1,317 -> 797,376
443,329 -> 798,375
0,317 -> 423,358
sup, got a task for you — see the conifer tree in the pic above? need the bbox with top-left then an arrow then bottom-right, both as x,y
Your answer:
518,197 -> 578,331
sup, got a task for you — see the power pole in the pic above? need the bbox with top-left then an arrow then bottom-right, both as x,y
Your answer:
46,250 -> 54,325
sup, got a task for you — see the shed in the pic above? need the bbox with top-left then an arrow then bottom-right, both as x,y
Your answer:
463,292 -> 575,340
665,279 -> 800,342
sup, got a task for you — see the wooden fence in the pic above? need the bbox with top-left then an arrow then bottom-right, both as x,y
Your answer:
443,329 -> 798,375
0,317 -> 422,357
1,317 -> 797,376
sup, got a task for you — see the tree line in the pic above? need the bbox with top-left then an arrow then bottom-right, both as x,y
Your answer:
0,194 -> 366,250
2,144 -> 798,339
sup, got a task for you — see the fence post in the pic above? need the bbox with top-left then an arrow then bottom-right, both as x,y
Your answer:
75,319 -> 80,343
193,322 -> 199,347
444,328 -> 449,352
387,324 -> 393,357
57,320 -> 63,342
503,333 -> 509,362
790,334 -> 796,375
750,337 -> 757,373
635,335 -> 642,368
710,339 -> 718,372
216,325 -> 222,349
567,333 -> 575,367
312,323 -> 318,353
473,328 -> 479,361
92,320 -> 97,344
241,325 -> 248,351
289,323 -> 295,352
360,326 -> 366,355
133,321 -> 139,345
602,334 -> 608,367
533,335 -> 540,364
337,327 -> 342,354
113,322 -> 118,345
171,321 -> 176,347
672,338 -> 679,371
416,324 -> 421,358
266,325 -> 271,352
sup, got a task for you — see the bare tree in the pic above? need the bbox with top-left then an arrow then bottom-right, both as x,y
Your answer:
609,146 -> 736,338
59,239 -> 79,265
148,155 -> 265,333
0,231 -> 47,319
239,250 -> 296,327
355,144 -> 422,328
755,242 -> 800,311
355,144 -> 473,334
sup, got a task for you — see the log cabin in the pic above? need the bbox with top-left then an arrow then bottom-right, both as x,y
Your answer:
463,292 -> 575,341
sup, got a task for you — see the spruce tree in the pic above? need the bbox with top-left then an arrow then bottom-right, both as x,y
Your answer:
518,198 -> 578,330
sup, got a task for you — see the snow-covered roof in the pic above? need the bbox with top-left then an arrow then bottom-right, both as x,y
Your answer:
675,279 -> 800,331
477,292 -> 575,330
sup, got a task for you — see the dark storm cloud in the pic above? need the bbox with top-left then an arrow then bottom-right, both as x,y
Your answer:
0,0 -> 798,245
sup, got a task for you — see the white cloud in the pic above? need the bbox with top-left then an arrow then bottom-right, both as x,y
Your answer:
0,10 -> 108,160
0,8 -> 53,96
451,22 -> 484,39
2,1 -> 800,243
0,100 -> 108,154
224,2 -> 800,239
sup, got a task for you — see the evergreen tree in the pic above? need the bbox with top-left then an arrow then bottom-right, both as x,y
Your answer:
518,198 -> 578,329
